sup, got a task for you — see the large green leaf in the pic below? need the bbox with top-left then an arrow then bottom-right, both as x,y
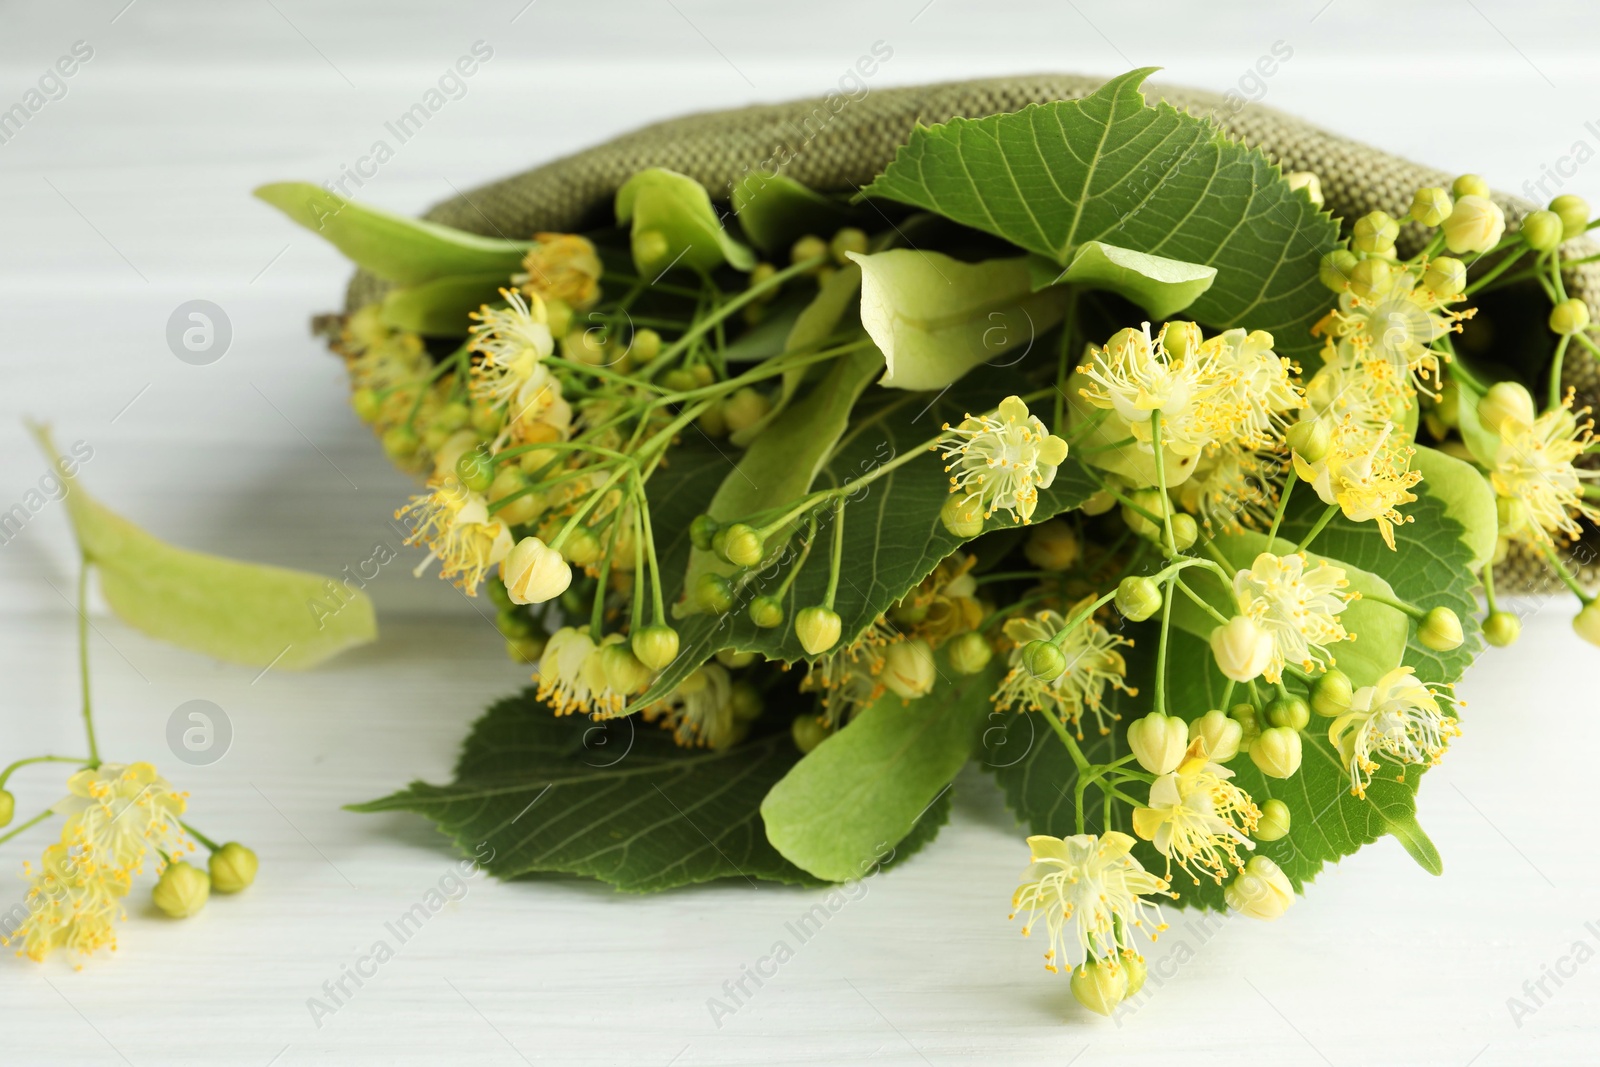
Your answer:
351,688 -> 821,891
731,172 -> 871,255
34,426 -> 375,671
254,182 -> 531,285
1029,242 -> 1216,320
380,273 -> 507,336
615,168 -> 755,276
761,664 -> 1000,881
861,68 -> 1339,366
848,249 -> 1069,390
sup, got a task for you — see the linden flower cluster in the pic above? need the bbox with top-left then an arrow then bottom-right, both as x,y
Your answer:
1488,386 -> 1600,549
937,395 -> 1069,526
993,605 -> 1136,738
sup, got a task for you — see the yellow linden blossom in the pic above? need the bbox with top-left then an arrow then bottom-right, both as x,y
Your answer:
396,485 -> 515,594
1293,420 -> 1420,550
1010,832 -> 1171,975
534,626 -> 601,716
1202,327 -> 1303,448
1132,738 -> 1261,885
55,762 -> 189,875
1176,444 -> 1282,535
995,605 -> 1136,738
1489,398 -> 1600,547
518,233 -> 603,312
641,664 -> 742,750
937,395 -> 1069,523
1232,551 -> 1353,682
7,835 -> 130,963
1328,666 -> 1460,798
467,289 -> 573,447
1078,323 -> 1236,457
1314,269 -> 1470,397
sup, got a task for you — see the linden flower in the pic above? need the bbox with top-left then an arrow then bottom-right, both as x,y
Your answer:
1293,421 -> 1420,550
533,626 -> 600,716
995,606 -> 1136,738
7,837 -> 130,963
642,664 -> 740,749
1077,322 -> 1234,456
937,395 -> 1068,524
1176,444 -> 1281,535
518,233 -> 604,311
1202,328 -> 1303,447
397,485 -> 515,594
1314,271 -> 1467,395
1132,738 -> 1261,885
1328,666 -> 1460,798
1232,551 -> 1352,682
55,762 -> 189,875
1009,832 -> 1171,975
1489,401 -> 1600,547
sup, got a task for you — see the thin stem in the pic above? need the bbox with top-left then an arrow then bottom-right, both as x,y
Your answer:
1297,504 -> 1340,553
1359,589 -> 1427,620
180,819 -> 222,852
1481,562 -> 1499,614
822,497 -> 846,609
1151,575 -> 1175,718
1174,578 -> 1230,625
1540,544 -> 1594,605
1150,413 -> 1176,554
1054,289 -> 1081,435
1463,247 -> 1528,296
0,755 -> 88,790
0,810 -> 52,847
641,254 -> 827,379
76,557 -> 100,767
1267,470 -> 1297,543
1548,334 -> 1572,412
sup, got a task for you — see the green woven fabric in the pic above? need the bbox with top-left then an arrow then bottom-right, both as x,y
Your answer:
343,74 -> 1599,592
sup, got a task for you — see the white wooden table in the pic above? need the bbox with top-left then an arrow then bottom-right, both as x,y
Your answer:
2,2 -> 1598,1062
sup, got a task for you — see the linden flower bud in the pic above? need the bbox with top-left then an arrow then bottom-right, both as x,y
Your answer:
1452,174 -> 1490,199
1081,489 -> 1116,516
1310,668 -> 1353,717
1121,488 -> 1164,541
692,573 -> 735,614
1022,639 -> 1068,682
1285,171 -> 1323,207
1116,576 -> 1163,623
791,234 -> 829,267
690,514 -> 719,551
1550,194 -> 1591,238
1070,957 -> 1130,1017
1478,381 -> 1536,434
1422,256 -> 1468,298
1352,211 -> 1400,254
792,714 -> 829,753
1573,601 -> 1600,648
561,525 -> 602,567
1023,520 -> 1080,571
1418,606 -> 1464,652
1127,712 -> 1189,774
152,861 -> 210,918
947,631 -> 994,675
1210,616 -> 1274,683
1250,726 -> 1303,779
796,606 -> 842,655
1410,187 -> 1453,227
1521,210 -> 1565,253
716,648 -> 756,669
1443,195 -> 1506,254
630,327 -> 662,363
488,467 -> 541,527
1255,799 -> 1292,842
749,595 -> 785,629
1318,249 -> 1358,292
1225,856 -> 1294,920
1347,257 -> 1394,301
632,625 -> 680,670
1189,709 -> 1243,762
829,227 -> 869,263
883,640 -> 937,700
723,388 -> 772,436
600,643 -> 653,696
1549,298 -> 1591,336
720,523 -> 765,568
1170,513 -> 1198,551
1483,610 -> 1521,647
731,683 -> 763,721
501,537 -> 572,605
208,842 -> 259,894
940,493 -> 986,538
1266,695 -> 1310,731
0,788 -> 13,827
1230,702 -> 1262,752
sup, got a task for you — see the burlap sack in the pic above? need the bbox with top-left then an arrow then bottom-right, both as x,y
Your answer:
342,74 -> 1600,593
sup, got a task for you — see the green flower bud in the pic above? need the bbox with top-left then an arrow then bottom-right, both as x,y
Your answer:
152,861 -> 210,918
731,682 -> 763,721
1348,258 -> 1394,301
1418,606 -> 1464,652
748,595 -> 785,629
1081,489 -> 1116,516
505,635 -> 546,664
601,642 -> 654,695
662,368 -> 699,392
1225,855 -> 1295,920
1318,249 -> 1358,292
1022,639 -> 1067,682
1189,709 -> 1243,762
1521,210 -> 1565,253
946,631 -> 994,675
723,388 -> 772,436
1310,668 -> 1353,717
1422,256 -> 1468,298
0,788 -> 13,828
1443,195 -> 1506,255
1229,702 -> 1262,752
1573,601 -> 1600,648
1550,298 -> 1591,336
435,401 -> 471,433
633,229 -> 671,270
1023,520 -> 1080,571
560,525 -> 601,567
940,494 -> 985,538
1286,418 -> 1332,463
829,227 -> 869,263
690,514 -> 719,552
632,625 -> 680,670
630,327 -> 662,363
350,388 -> 381,423
1127,712 -> 1189,774
456,449 -> 495,493
1352,210 -> 1400,254
1452,174 -> 1490,199
697,404 -> 728,438
381,425 -> 420,460
1250,726 -> 1303,779
1170,512 -> 1198,551
208,842 -> 259,894
716,649 -> 756,671
1409,187 -> 1453,227
1285,171 -> 1323,207
1070,958 -> 1130,1017
883,639 -> 937,700
1121,488 -> 1165,541
792,714 -> 829,753
1478,381 -> 1536,433
1550,194 -> 1591,239
1266,694 -> 1311,731
791,234 -> 829,267
496,607 -> 535,639
488,467 -> 541,526
720,523 -> 765,568
1211,615 -> 1273,683
1116,576 -> 1163,623
1255,798 -> 1292,842
1482,610 -> 1521,647
795,606 -> 842,655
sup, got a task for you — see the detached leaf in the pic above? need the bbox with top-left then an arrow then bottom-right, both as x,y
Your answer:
254,182 -> 532,285
731,172 -> 870,254
615,168 -> 755,276
1029,242 -> 1216,319
351,688 -> 820,891
380,273 -> 507,336
848,249 -> 1069,390
761,665 -> 1000,881
32,426 -> 375,670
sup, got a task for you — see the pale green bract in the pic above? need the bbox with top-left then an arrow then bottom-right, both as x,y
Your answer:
615,167 -> 756,276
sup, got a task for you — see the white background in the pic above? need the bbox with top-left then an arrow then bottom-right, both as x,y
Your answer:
2,1 -> 1598,1063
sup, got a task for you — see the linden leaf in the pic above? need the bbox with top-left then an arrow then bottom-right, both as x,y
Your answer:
731,172 -> 871,255
380,273 -> 507,336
